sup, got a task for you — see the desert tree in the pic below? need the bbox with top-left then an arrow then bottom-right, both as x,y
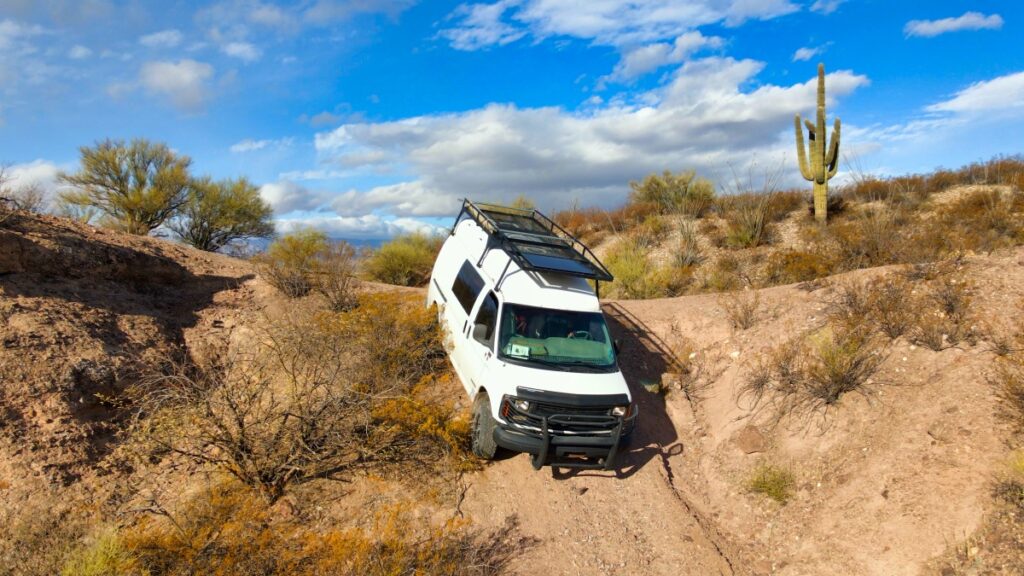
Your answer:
170,176 -> 275,252
629,169 -> 715,217
58,139 -> 192,234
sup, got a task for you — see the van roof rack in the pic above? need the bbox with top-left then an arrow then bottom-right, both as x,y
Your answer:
453,199 -> 614,283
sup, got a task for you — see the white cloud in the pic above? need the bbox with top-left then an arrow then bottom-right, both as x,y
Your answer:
229,137 -> 294,153
139,29 -> 183,48
68,44 -> 92,59
303,0 -> 415,24
810,0 -> 844,14
277,214 -> 444,240
440,0 -> 526,51
0,19 -> 44,51
222,41 -> 262,62
139,59 -> 214,112
793,46 -> 820,62
603,31 -> 723,84
904,12 -> 1003,38
316,58 -> 869,216
1,159 -> 65,208
259,180 -> 326,213
441,0 -> 799,50
925,71 -> 1024,114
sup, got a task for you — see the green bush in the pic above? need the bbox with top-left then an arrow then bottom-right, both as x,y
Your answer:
58,139 -> 192,235
629,170 -> 715,217
256,229 -> 329,297
364,233 -> 442,286
604,239 -> 690,299
170,177 -> 275,252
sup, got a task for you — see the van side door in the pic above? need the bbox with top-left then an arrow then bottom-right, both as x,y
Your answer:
461,291 -> 499,397
447,260 -> 486,393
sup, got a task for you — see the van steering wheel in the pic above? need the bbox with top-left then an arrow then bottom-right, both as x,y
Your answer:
567,330 -> 592,340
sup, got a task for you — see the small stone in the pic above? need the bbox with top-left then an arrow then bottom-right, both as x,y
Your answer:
733,425 -> 767,454
729,350 -> 741,360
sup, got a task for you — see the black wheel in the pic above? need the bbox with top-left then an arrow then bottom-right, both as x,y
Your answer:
471,393 -> 498,460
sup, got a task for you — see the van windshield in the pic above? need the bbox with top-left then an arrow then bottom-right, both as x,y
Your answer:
497,303 -> 617,371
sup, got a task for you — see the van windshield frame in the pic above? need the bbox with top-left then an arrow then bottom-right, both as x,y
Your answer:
496,303 -> 618,373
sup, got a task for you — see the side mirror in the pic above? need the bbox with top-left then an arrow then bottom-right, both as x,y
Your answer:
613,339 -> 621,355
472,323 -> 490,341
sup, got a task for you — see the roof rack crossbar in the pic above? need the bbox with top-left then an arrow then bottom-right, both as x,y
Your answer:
452,199 -> 614,283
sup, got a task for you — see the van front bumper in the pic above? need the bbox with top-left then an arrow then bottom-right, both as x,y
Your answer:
494,395 -> 638,470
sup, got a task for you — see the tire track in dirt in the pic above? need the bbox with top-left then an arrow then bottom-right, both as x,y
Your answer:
458,303 -> 743,575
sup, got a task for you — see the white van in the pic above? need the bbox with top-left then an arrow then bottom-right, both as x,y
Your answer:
426,200 -> 637,470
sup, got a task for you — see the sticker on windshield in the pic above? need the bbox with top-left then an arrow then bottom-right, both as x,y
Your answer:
507,343 -> 531,359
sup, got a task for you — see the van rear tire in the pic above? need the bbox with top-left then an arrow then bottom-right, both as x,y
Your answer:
471,393 -> 498,460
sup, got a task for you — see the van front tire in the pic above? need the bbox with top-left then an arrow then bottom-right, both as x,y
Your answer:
471,393 -> 498,460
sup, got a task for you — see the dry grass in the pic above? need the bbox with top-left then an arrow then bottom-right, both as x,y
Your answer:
720,291 -> 761,330
63,480 -> 529,576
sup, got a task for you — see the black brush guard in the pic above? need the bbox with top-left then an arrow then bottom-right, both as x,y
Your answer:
495,388 -> 636,470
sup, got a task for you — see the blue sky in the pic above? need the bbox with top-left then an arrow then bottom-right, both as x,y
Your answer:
1,0 -> 1022,239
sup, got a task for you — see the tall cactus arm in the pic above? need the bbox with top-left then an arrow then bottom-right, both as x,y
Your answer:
825,118 -> 841,177
794,115 -> 813,180
804,119 -> 817,138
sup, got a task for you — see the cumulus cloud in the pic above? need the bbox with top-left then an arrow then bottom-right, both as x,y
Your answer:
925,71 -> 1024,114
68,44 -> 92,59
258,180 -> 329,213
222,41 -> 262,62
139,59 -> 214,112
603,31 -> 723,84
905,12 -> 1003,38
1,159 -> 65,208
441,0 -> 799,49
316,57 -> 869,215
277,214 -> 445,240
139,29 -> 183,48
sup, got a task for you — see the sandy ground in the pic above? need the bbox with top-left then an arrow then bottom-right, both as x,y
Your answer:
2,211 -> 1021,575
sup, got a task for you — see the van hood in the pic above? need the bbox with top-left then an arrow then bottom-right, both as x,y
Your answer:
491,360 -> 632,401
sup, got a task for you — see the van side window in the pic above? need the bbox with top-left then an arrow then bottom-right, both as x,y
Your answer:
473,292 -> 498,346
452,260 -> 485,314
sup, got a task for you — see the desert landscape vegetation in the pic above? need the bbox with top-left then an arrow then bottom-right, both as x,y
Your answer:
2,2 -> 1023,575
2,128 -> 1024,575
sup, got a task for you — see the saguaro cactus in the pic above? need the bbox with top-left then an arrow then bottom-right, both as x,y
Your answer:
795,63 -> 841,223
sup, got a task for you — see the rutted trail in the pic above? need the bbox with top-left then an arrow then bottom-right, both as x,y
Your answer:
458,305 -> 743,576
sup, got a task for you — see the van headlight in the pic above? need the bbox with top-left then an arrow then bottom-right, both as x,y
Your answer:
611,405 -> 629,417
513,399 -> 531,412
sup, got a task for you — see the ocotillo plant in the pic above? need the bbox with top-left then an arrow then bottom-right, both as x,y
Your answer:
795,63 -> 841,223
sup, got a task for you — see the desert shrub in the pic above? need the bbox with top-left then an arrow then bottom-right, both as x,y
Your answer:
169,176 -> 275,252
255,229 -> 329,297
674,220 -> 704,267
720,291 -> 761,330
0,489 -> 91,576
629,169 -> 715,217
829,207 -> 901,270
130,292 -> 464,503
703,255 -> 743,292
719,193 -> 777,248
0,169 -> 47,226
632,214 -> 671,248
112,481 -> 526,576
61,530 -> 138,576
910,275 -> 974,350
604,239 -> 692,299
364,233 -> 442,287
311,241 -> 360,312
991,359 -> 1024,435
509,194 -> 535,210
58,139 -> 192,235
763,250 -> 834,285
844,177 -> 891,203
830,276 -> 918,340
937,188 -> 1024,253
746,464 -> 794,504
741,321 -> 885,424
